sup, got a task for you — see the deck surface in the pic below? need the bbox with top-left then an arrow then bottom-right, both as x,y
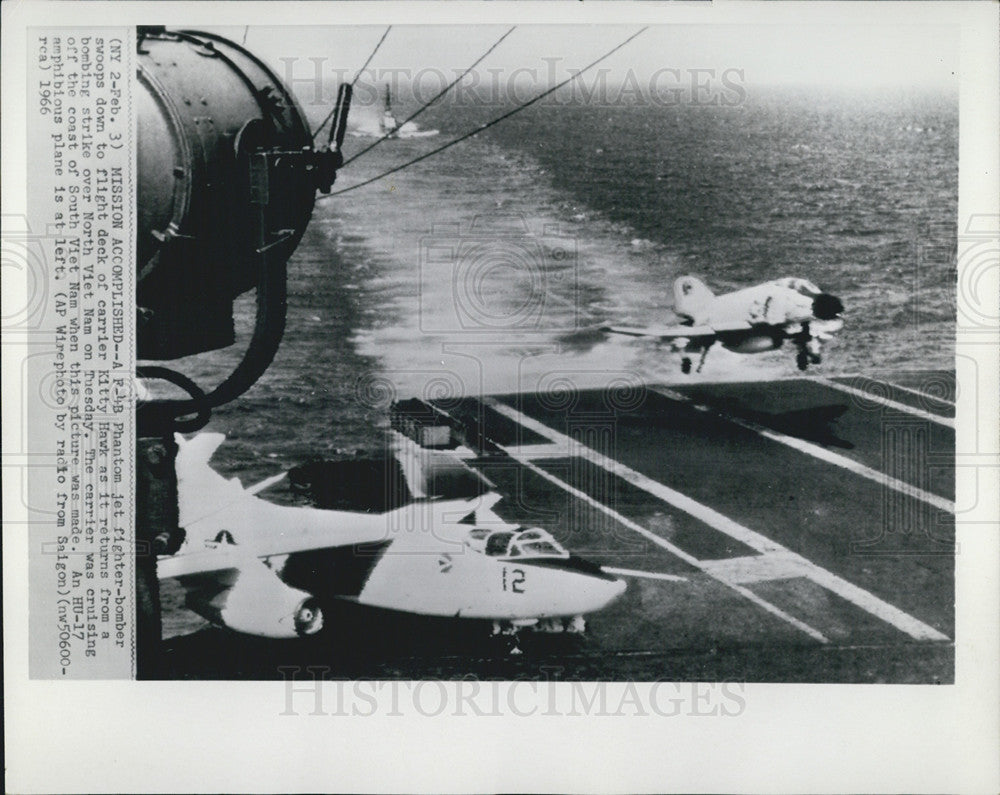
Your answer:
159,371 -> 955,682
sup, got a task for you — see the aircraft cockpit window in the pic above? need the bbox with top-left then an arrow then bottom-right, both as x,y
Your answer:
780,277 -> 820,296
485,532 -> 514,557
507,527 -> 569,559
469,527 -> 569,558
800,280 -> 820,295
519,540 -> 563,556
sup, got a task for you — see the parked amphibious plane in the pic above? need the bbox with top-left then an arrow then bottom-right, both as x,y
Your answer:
158,433 -> 625,640
603,275 -> 844,373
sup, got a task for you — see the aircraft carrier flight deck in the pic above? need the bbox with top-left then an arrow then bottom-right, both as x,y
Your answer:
160,370 -> 955,683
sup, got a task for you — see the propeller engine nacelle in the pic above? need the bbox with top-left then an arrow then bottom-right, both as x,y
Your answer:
185,560 -> 324,638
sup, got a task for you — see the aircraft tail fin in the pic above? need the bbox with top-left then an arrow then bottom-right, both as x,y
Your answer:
175,433 -> 250,528
673,276 -> 714,322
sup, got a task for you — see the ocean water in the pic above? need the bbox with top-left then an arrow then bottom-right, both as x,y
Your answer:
166,86 -> 957,477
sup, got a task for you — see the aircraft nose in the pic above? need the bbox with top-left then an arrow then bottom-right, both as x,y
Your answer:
813,293 -> 844,320
588,572 -> 627,611
535,556 -> 627,612
591,565 -> 627,606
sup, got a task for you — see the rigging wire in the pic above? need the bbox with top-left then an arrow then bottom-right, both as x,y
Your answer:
320,26 -> 649,199
311,25 -> 393,139
342,25 -> 517,168
350,25 -> 393,86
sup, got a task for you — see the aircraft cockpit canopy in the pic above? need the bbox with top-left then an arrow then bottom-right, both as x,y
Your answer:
465,527 -> 569,559
775,277 -> 822,296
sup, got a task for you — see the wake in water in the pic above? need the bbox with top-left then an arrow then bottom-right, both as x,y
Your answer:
321,137 -> 794,400
320,88 -> 955,400
348,121 -> 440,139
347,109 -> 440,139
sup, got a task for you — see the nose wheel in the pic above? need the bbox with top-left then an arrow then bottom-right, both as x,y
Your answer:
491,616 -> 587,655
491,621 -> 524,655
681,357 -> 692,374
794,323 -> 823,371
795,340 -> 822,371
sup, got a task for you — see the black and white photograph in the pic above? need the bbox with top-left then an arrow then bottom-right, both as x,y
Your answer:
134,21 -> 959,683
3,2 -> 999,792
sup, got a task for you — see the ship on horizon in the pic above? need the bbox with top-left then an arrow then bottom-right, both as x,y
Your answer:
379,82 -> 399,138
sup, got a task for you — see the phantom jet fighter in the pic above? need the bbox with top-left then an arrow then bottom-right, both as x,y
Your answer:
158,432 -> 625,641
603,275 -> 844,373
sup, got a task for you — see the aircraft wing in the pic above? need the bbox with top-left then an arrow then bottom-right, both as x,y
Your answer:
710,320 -> 755,333
157,541 -> 255,580
165,493 -> 393,569
602,324 -> 720,340
172,432 -> 393,562
169,432 -> 510,570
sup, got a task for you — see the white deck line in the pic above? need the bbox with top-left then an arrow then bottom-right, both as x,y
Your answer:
503,443 -> 570,459
486,398 -> 950,643
501,445 -> 830,643
602,567 -> 689,582
701,553 -> 814,585
811,376 -> 955,429
650,386 -> 955,515
871,377 -> 957,408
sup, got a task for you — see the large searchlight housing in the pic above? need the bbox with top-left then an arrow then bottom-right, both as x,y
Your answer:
135,28 -> 350,432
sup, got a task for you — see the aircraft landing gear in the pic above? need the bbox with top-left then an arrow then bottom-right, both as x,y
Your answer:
795,337 -> 822,371
492,621 -> 524,655
564,615 -> 586,634
491,615 -> 587,654
533,615 -> 586,634
806,338 -> 822,365
680,344 -> 711,374
696,347 -> 710,373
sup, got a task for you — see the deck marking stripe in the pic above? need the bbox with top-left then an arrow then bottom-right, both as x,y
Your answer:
603,567 -> 688,582
498,445 -> 830,643
504,443 -> 571,458
869,378 -> 956,408
812,376 -> 955,428
486,399 -> 950,643
650,386 -> 955,514
700,553 -> 812,584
